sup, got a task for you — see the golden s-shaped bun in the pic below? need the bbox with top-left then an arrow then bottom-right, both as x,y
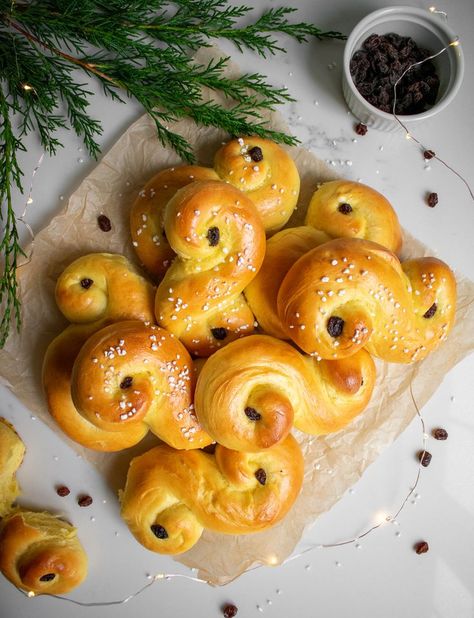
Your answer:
70,321 -> 211,449
278,237 -> 456,362
194,334 -> 375,450
130,165 -> 219,279
0,419 -> 26,517
214,137 -> 300,233
120,435 -> 304,555
305,180 -> 402,254
245,226 -> 330,339
155,180 -> 266,356
0,511 -> 88,595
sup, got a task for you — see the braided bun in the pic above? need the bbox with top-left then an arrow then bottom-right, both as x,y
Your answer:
278,237 -> 456,362
0,419 -> 25,517
130,165 -> 219,279
245,226 -> 330,339
194,334 -> 376,450
155,180 -> 265,356
120,435 -> 304,554
0,511 -> 87,594
214,137 -> 300,233
305,180 -> 402,254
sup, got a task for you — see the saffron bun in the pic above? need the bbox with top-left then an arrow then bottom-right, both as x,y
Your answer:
245,226 -> 330,339
154,180 -> 265,357
0,419 -> 26,517
119,434 -> 304,555
130,165 -> 219,279
278,237 -> 456,362
44,253 -> 159,451
214,136 -> 300,233
0,511 -> 87,595
194,334 -> 376,451
305,180 -> 402,254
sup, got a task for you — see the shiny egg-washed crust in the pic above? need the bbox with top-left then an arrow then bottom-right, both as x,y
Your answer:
44,253 -> 158,451
0,511 -> 88,595
305,180 -> 403,254
130,139 -> 299,279
245,226 -> 330,339
119,435 -> 304,555
0,419 -> 26,517
55,253 -> 156,325
278,238 -> 457,363
130,166 -> 219,279
194,334 -> 376,451
70,321 -> 211,449
154,180 -> 266,357
214,137 -> 300,233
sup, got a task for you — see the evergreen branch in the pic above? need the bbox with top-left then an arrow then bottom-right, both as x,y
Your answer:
0,0 -> 346,345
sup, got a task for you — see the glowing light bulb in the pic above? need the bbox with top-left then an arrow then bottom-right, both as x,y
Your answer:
27,591 -> 35,598
406,133 -> 412,140
22,84 -> 33,91
373,511 -> 389,525
450,39 -> 460,47
267,553 -> 279,566
429,6 -> 436,12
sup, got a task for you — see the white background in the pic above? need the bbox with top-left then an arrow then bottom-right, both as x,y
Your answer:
1,1 -> 474,617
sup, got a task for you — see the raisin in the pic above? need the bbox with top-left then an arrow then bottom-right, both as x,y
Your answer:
414,541 -> 429,554
418,450 -> 432,467
39,573 -> 56,582
120,376 -> 133,389
150,524 -> 168,539
245,407 -> 261,421
255,468 -> 267,485
207,226 -> 220,246
223,604 -> 238,618
80,278 -> 93,289
327,316 -> 344,337
97,214 -> 112,232
338,203 -> 353,214
363,34 -> 381,51
77,494 -> 93,507
211,327 -> 227,340
248,146 -> 263,162
355,122 -> 368,136
427,192 -> 438,208
56,486 -> 70,497
423,149 -> 435,160
432,428 -> 448,440
423,303 -> 437,319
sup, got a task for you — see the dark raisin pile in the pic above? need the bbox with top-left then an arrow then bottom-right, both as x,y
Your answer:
350,33 -> 440,115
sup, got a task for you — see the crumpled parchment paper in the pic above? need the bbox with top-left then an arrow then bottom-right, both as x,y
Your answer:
0,48 -> 473,586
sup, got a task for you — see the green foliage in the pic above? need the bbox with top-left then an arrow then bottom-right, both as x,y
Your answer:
0,0 -> 345,346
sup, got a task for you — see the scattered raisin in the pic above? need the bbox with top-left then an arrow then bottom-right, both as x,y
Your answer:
245,407 -> 261,421
39,573 -> 56,582
201,443 -> 217,455
327,316 -> 345,337
120,376 -> 133,389
56,486 -> 70,497
80,278 -> 93,289
223,604 -> 238,618
248,146 -> 263,162
150,524 -> 168,539
423,149 -> 435,160
207,226 -> 220,246
418,450 -> 432,467
432,428 -> 448,440
255,468 -> 267,485
414,541 -> 429,554
97,214 -> 112,232
211,327 -> 227,340
77,494 -> 93,507
427,192 -> 438,208
338,202 -> 353,214
423,303 -> 437,319
355,122 -> 368,136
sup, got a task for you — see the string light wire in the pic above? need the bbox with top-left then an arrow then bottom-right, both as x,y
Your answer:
17,381 -> 429,607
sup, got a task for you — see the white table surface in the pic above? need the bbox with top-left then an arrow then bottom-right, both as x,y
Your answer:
2,1 -> 474,617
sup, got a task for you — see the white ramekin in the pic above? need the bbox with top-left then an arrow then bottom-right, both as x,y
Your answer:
342,6 -> 464,132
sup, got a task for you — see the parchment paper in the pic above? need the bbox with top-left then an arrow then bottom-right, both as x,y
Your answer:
0,49 -> 473,586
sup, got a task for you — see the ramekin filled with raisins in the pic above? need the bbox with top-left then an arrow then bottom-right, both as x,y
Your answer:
342,6 -> 464,131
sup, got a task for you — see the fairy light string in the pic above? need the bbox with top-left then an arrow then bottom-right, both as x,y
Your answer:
16,152 -> 45,270
389,10 -> 473,201
17,380 -> 430,607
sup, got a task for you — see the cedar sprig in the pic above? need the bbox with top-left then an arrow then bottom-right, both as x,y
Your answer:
0,0 -> 345,346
